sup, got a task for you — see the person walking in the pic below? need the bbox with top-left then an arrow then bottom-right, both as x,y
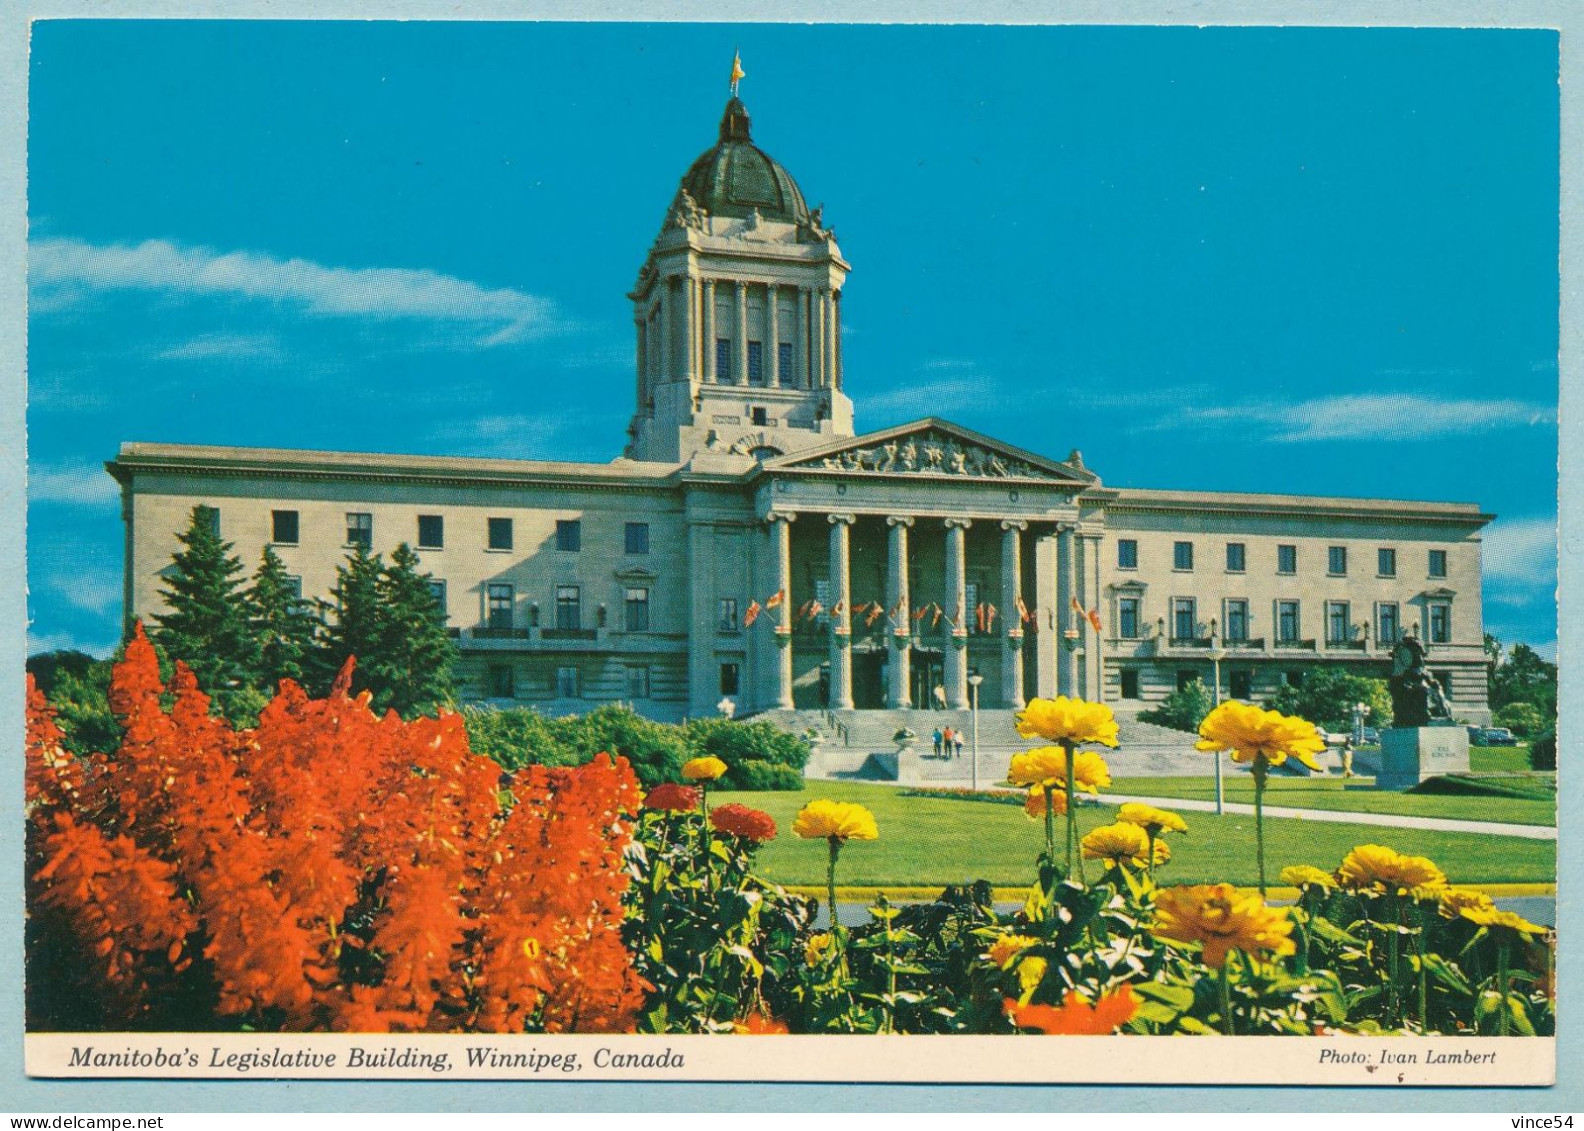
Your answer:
942,726 -> 955,760
933,683 -> 947,711
932,727 -> 944,758
953,730 -> 965,760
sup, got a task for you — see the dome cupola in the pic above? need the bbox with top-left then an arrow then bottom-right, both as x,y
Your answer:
677,97 -> 811,225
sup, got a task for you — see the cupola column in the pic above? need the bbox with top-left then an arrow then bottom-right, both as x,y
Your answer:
824,290 -> 837,391
703,279 -> 717,383
736,282 -> 749,386
767,284 -> 780,385
682,274 -> 697,382
813,287 -> 827,389
800,288 -> 813,388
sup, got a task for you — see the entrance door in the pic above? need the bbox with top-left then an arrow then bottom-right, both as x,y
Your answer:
853,651 -> 887,709
911,650 -> 944,709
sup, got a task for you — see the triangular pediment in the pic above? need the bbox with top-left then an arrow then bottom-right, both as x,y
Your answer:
761,419 -> 1098,485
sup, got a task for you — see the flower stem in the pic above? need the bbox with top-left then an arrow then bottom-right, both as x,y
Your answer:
1414,904 -> 1428,1030
1252,756 -> 1269,897
826,837 -> 841,932
1042,787 -> 1056,864
1218,960 -> 1235,1036
1497,938 -> 1511,1037
1146,830 -> 1157,883
1064,744 -> 1081,882
1386,895 -> 1402,1029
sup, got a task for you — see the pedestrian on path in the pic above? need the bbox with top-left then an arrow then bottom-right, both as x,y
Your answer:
954,730 -> 965,759
942,726 -> 955,759
932,727 -> 943,758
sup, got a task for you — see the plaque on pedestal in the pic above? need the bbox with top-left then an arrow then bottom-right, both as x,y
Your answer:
1376,726 -> 1470,791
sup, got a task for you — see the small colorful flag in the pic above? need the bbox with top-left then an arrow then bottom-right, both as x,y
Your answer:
1016,595 -> 1032,624
832,599 -> 846,619
765,589 -> 784,610
930,604 -> 943,629
807,599 -> 824,619
1086,606 -> 1103,634
986,603 -> 998,631
913,606 -> 928,622
796,599 -> 813,620
865,603 -> 885,627
743,600 -> 763,627
729,50 -> 746,95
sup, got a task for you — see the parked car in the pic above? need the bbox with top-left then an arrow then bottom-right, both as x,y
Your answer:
1359,727 -> 1380,745
1477,727 -> 1520,747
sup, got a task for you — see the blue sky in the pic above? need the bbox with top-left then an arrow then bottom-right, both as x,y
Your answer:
26,21 -> 1559,659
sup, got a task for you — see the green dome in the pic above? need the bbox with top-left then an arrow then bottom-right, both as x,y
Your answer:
679,98 -> 811,225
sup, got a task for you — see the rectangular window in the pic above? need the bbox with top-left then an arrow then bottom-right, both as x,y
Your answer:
1378,547 -> 1397,577
346,512 -> 373,549
747,340 -> 764,383
1119,670 -> 1140,699
488,517 -> 513,551
1226,543 -> 1246,572
1429,549 -> 1448,578
428,579 -> 447,619
718,597 -> 739,631
555,666 -> 580,699
486,583 -> 513,630
1429,602 -> 1451,644
1224,599 -> 1249,643
625,587 -> 650,632
1172,597 -> 1197,641
719,662 -> 740,697
271,509 -> 299,545
1377,601 -> 1400,645
1230,670 -> 1253,700
1118,597 -> 1140,639
418,514 -> 444,549
555,520 -> 581,552
489,665 -> 514,699
1173,541 -> 1194,571
1328,546 -> 1348,576
1117,539 -> 1138,569
965,581 -> 980,632
555,585 -> 581,631
1277,600 -> 1300,643
1277,544 -> 1297,575
777,342 -> 793,385
751,406 -> 768,426
1326,601 -> 1351,645
813,579 -> 832,625
626,664 -> 651,700
625,522 -> 650,555
715,337 -> 732,381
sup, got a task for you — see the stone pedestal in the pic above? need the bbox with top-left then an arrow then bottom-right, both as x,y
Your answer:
1376,726 -> 1470,791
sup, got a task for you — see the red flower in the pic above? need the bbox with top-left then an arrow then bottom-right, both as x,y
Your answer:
1004,985 -> 1138,1035
710,803 -> 778,842
643,782 -> 701,812
734,1011 -> 790,1034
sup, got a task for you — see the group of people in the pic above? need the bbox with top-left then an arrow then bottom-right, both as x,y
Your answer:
932,726 -> 966,759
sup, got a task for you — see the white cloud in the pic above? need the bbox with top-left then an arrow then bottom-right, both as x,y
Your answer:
1481,516 -> 1558,585
26,628 -> 116,658
28,463 -> 120,506
1179,393 -> 1554,443
49,567 -> 123,616
154,331 -> 283,362
31,236 -> 562,346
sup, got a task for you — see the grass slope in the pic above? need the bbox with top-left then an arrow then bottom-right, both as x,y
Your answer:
713,782 -> 1555,888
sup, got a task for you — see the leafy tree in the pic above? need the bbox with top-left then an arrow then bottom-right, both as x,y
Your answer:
248,546 -> 324,695
25,650 -> 98,697
45,660 -> 120,757
1263,667 -> 1392,733
366,543 -> 458,717
152,504 -> 260,721
1492,702 -> 1548,739
1489,643 -> 1557,716
1138,678 -> 1215,733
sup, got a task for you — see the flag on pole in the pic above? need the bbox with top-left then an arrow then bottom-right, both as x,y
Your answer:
743,600 -> 763,627
765,589 -> 784,610
986,603 -> 998,632
1017,595 -> 1032,624
913,606 -> 928,622
729,51 -> 745,95
832,599 -> 846,619
796,599 -> 813,620
1086,606 -> 1103,634
930,604 -> 943,629
807,600 -> 823,620
865,603 -> 885,627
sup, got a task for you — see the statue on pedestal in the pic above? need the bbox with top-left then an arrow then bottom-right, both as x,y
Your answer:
1388,636 -> 1452,728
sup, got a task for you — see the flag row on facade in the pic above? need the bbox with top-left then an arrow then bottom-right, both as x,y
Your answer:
737,590 -> 1101,635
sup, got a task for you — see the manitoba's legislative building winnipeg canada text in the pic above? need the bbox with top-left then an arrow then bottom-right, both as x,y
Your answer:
108,89 -> 1494,727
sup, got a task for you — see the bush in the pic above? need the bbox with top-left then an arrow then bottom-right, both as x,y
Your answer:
554,704 -> 689,787
1493,702 -> 1550,739
1264,667 -> 1392,733
722,759 -> 803,791
684,718 -> 810,774
1531,731 -> 1556,771
1139,679 -> 1214,732
462,706 -> 577,772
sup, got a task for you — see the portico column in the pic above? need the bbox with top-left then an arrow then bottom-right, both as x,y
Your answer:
828,513 -> 856,710
1001,520 -> 1027,709
768,512 -> 797,709
1056,522 -> 1077,696
767,284 -> 780,385
944,518 -> 972,710
1080,531 -> 1105,701
736,281 -> 749,385
703,279 -> 717,382
886,516 -> 914,708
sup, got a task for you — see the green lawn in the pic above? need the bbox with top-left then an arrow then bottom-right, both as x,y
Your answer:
1109,772 -> 1556,827
1469,745 -> 1539,773
713,782 -> 1556,888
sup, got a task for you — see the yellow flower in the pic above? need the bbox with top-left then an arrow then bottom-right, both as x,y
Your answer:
804,932 -> 835,965
1015,696 -> 1120,748
1007,748 -> 1112,794
1150,839 -> 1171,867
681,756 -> 728,782
1080,822 -> 1152,868
1016,955 -> 1049,997
1438,887 -> 1495,920
1152,883 -> 1297,968
792,799 -> 879,842
986,933 -> 1039,968
1337,844 -> 1448,898
1280,865 -> 1337,891
1195,700 -> 1327,771
1459,904 -> 1547,937
1117,802 -> 1188,836
1023,787 -> 1069,819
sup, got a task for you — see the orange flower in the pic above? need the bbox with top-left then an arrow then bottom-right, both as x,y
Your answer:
1004,985 -> 1138,1034
644,782 -> 701,812
1152,883 -> 1296,969
710,803 -> 778,842
733,1012 -> 790,1034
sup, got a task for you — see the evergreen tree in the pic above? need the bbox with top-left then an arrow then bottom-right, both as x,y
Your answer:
366,543 -> 458,717
248,546 -> 323,695
321,543 -> 385,696
152,504 -> 260,715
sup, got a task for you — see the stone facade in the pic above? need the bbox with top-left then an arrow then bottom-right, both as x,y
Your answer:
107,91 -> 1495,725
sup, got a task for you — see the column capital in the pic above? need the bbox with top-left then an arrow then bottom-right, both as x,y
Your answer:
886,515 -> 915,528
943,516 -> 973,530
827,512 -> 857,526
1055,521 -> 1079,535
766,510 -> 797,525
1000,519 -> 1028,532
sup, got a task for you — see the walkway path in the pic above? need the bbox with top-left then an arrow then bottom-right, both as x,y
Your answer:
1101,792 -> 1554,840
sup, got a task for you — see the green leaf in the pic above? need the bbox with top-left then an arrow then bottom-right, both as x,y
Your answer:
1308,916 -> 1365,948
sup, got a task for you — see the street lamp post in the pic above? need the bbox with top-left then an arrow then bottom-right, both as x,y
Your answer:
1208,636 -> 1227,816
967,673 -> 984,792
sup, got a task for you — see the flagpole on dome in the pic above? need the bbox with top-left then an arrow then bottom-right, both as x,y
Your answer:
729,49 -> 745,98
